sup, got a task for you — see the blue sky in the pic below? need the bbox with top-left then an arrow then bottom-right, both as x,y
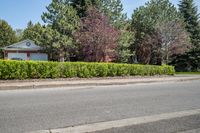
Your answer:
0,0 -> 200,29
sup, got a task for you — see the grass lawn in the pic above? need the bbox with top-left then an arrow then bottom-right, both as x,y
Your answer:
176,72 -> 200,75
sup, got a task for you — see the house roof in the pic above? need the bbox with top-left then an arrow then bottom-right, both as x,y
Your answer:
2,39 -> 43,51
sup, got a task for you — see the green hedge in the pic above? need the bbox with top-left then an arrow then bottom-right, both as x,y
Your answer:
0,60 -> 175,80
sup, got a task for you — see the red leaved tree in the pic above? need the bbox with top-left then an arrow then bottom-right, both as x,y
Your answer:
75,7 -> 119,62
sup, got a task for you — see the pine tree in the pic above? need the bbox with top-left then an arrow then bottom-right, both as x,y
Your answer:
27,21 -> 33,27
179,0 -> 200,50
70,0 -> 127,29
0,19 -> 17,58
178,0 -> 200,71
0,19 -> 17,47
101,0 -> 127,29
22,22 -> 44,45
42,0 -> 80,62
70,0 -> 101,17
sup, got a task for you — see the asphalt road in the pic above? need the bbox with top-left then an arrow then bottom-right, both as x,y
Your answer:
0,80 -> 200,133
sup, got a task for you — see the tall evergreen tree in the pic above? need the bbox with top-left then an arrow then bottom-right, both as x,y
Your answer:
101,0 -> 127,29
176,0 -> 200,71
179,0 -> 200,50
70,0 -> 101,17
117,22 -> 135,63
42,0 -> 80,62
70,0 -> 127,29
0,19 -> 17,58
0,19 -> 17,47
15,29 -> 24,41
22,22 -> 44,45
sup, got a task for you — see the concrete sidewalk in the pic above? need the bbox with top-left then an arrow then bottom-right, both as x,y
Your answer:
0,75 -> 200,90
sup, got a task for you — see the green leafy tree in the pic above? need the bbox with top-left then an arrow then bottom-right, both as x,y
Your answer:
0,19 -> 17,58
42,0 -> 80,62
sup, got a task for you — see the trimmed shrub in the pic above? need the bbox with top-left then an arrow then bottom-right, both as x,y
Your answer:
0,60 -> 175,80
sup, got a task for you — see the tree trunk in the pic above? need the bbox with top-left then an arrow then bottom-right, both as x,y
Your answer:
166,53 -> 169,65
59,51 -> 65,62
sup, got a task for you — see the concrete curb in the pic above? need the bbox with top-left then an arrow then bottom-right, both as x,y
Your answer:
0,76 -> 200,91
26,109 -> 200,133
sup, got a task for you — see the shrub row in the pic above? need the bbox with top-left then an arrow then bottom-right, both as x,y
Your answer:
0,60 -> 175,80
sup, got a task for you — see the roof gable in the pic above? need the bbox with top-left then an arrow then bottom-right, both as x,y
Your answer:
3,39 -> 43,51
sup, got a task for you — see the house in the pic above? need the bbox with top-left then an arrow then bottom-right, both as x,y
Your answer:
2,39 -> 48,61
